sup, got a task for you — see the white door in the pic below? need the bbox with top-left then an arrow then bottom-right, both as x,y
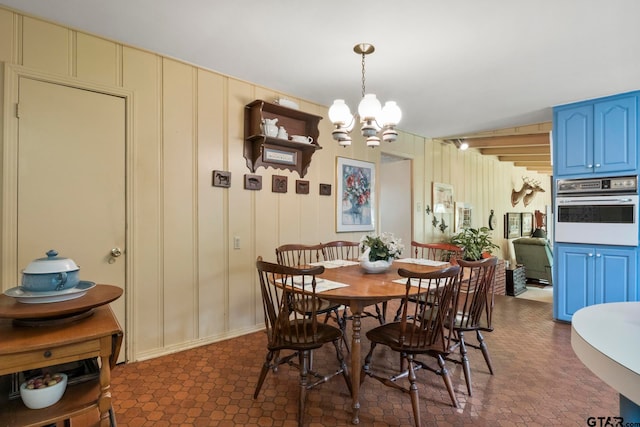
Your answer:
380,156 -> 412,251
17,77 -> 127,361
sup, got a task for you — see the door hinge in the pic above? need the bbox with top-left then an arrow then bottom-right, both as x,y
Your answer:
15,103 -> 20,119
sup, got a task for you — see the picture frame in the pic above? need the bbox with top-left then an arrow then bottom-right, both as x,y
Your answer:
272,175 -> 287,193
212,170 -> 231,188
263,147 -> 297,165
454,202 -> 472,232
296,180 -> 309,194
319,183 -> 332,196
432,182 -> 454,214
521,212 -> 534,236
243,174 -> 262,190
505,212 -> 522,239
336,157 -> 375,232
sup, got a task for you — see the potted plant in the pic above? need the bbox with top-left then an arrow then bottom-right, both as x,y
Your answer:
449,227 -> 499,261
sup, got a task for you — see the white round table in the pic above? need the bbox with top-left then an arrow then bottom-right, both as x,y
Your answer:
571,302 -> 640,421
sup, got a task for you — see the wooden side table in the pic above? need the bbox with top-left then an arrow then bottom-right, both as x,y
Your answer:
0,304 -> 122,427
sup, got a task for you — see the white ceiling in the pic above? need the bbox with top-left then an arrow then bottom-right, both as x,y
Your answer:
2,0 -> 640,139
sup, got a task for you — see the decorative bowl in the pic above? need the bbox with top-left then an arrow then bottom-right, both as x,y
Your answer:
360,258 -> 393,274
276,98 -> 299,109
20,373 -> 68,409
21,250 -> 80,292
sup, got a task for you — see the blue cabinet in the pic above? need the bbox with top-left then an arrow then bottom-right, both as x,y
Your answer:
554,243 -> 638,322
554,92 -> 638,177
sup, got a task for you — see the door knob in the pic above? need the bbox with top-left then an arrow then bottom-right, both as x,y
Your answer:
111,247 -> 122,257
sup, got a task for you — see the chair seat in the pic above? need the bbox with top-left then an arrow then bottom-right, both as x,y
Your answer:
293,298 -> 341,315
366,322 -> 445,354
271,321 -> 343,350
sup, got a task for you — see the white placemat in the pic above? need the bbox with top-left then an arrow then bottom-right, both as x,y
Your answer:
396,258 -> 450,267
393,278 -> 425,288
279,276 -> 350,293
309,259 -> 359,268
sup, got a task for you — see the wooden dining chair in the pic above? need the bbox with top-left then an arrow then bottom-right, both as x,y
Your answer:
275,243 -> 348,350
447,256 -> 498,396
362,265 -> 461,426
392,241 -> 464,322
322,240 -> 360,261
254,257 -> 352,427
410,241 -> 464,262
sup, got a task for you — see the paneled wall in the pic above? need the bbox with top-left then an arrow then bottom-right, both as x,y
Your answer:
0,6 -> 550,361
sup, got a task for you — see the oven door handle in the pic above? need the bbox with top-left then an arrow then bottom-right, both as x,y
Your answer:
559,198 -> 634,204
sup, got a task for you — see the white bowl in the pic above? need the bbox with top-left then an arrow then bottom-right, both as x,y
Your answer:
290,135 -> 313,144
276,98 -> 299,109
20,373 -> 67,409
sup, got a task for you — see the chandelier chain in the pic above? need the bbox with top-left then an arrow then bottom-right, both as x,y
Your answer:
361,52 -> 366,98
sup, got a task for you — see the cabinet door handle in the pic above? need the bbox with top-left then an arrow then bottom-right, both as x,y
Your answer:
43,350 -> 52,358
588,253 -> 594,257
595,253 -> 601,258
587,164 -> 593,168
595,163 -> 601,168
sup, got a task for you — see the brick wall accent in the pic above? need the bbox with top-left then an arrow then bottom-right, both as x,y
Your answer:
494,259 -> 506,296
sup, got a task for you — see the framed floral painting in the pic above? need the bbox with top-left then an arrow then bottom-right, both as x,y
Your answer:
336,157 -> 375,232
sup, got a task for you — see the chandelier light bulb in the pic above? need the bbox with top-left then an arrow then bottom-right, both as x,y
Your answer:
358,94 -> 382,122
328,99 -> 352,125
380,101 -> 402,126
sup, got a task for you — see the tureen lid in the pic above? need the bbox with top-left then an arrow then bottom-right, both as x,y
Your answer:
23,250 -> 79,274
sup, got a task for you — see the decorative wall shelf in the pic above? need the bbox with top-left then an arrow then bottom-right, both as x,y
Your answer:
244,99 -> 322,177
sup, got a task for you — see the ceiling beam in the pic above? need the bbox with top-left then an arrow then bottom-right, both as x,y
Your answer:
498,155 -> 550,162
466,134 -> 550,148
480,146 -> 550,156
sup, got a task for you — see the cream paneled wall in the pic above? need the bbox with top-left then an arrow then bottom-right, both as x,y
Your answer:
0,6 -> 551,362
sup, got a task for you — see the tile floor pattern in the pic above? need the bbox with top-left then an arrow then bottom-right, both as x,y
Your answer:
110,296 -> 618,426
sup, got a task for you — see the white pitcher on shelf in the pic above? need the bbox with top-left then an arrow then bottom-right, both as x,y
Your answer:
277,126 -> 288,140
261,118 -> 278,137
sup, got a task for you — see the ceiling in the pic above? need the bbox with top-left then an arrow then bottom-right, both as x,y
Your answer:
2,1 -> 640,175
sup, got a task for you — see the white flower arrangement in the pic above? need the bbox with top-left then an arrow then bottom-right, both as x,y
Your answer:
359,232 -> 404,262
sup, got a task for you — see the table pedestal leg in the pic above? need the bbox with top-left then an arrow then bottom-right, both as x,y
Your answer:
350,309 -> 361,424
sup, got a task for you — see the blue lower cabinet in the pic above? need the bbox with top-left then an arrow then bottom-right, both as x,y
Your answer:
554,243 -> 638,322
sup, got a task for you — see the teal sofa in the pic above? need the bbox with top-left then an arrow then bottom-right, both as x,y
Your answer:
512,237 -> 553,285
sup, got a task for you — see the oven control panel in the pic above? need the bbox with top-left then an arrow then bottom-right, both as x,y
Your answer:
556,175 -> 638,195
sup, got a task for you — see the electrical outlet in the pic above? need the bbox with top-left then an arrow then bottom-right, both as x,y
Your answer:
233,236 -> 240,249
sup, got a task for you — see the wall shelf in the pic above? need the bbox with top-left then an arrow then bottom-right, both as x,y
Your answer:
244,100 -> 322,177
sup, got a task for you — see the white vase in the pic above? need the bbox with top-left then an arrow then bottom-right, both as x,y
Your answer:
360,258 -> 393,274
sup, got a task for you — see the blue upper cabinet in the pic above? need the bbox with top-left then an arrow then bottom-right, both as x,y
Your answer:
554,92 -> 638,178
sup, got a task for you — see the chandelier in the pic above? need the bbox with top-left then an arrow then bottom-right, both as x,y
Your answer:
328,43 -> 402,147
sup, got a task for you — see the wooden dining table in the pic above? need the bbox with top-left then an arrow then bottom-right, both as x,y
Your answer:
316,260 -> 448,425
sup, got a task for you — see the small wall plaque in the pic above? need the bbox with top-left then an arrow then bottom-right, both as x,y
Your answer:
296,180 -> 309,194
212,170 -> 231,188
319,183 -> 332,196
244,174 -> 262,190
272,175 -> 288,193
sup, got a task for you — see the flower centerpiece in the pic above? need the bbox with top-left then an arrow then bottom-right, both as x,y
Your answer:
358,232 -> 404,273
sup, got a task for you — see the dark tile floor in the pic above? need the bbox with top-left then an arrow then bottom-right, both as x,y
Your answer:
110,296 -> 618,426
